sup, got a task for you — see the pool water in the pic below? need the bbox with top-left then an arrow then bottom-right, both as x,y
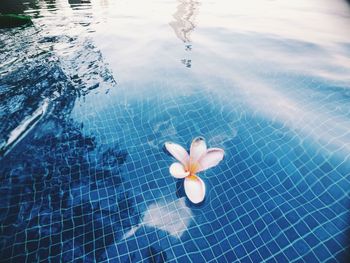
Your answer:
1,0 -> 350,262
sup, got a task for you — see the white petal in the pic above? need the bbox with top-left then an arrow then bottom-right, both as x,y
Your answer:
169,162 -> 190,179
197,148 -> 225,172
190,137 -> 207,163
165,142 -> 190,166
184,175 -> 206,204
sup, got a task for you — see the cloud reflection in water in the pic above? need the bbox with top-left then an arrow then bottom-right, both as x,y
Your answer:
123,197 -> 192,240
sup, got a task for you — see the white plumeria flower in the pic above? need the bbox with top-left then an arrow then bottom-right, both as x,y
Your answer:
165,137 -> 225,204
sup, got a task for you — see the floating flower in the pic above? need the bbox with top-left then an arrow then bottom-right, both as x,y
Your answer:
165,137 -> 224,204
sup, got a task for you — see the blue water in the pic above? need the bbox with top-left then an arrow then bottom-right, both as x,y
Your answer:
1,0 -> 350,262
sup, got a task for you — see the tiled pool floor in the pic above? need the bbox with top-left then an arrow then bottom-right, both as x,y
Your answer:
1,0 -> 350,262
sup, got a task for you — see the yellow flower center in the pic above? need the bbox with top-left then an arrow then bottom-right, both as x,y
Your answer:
186,161 -> 199,177
186,174 -> 197,180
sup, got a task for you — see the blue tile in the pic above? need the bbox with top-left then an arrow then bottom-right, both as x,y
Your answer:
189,252 -> 206,263
275,234 -> 289,249
236,230 -> 249,242
294,239 -> 310,256
274,252 -> 289,263
285,227 -> 300,242
313,244 -> 332,261
202,249 -> 215,260
303,233 -> 320,248
303,251 -> 319,262
234,244 -> 247,259
266,241 -> 280,254
252,236 -> 264,248
250,250 -> 263,262
324,238 -> 342,255
224,250 -> 236,262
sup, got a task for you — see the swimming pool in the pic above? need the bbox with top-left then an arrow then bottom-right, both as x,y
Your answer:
1,0 -> 350,262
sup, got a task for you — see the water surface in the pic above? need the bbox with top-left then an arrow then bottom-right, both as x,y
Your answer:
1,0 -> 350,262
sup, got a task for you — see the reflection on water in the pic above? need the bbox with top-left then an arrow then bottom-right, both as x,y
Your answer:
68,0 -> 91,9
1,0 -> 350,262
0,0 -> 115,149
169,0 -> 200,43
0,0 -> 40,14
123,197 -> 192,240
0,2 -> 130,262
169,0 -> 200,68
69,0 -> 91,4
